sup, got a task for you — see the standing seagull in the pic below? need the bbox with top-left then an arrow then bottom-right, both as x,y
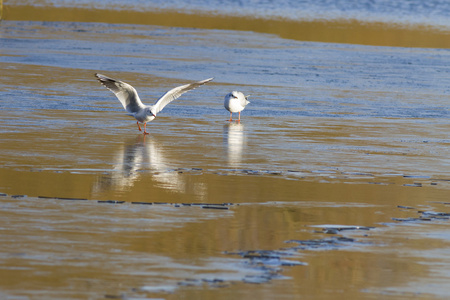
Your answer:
224,91 -> 250,122
95,73 -> 213,134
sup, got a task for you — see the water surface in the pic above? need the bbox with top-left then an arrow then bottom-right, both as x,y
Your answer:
1,2 -> 450,300
4,0 -> 450,47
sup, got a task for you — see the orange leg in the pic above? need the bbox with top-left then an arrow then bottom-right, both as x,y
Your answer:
228,112 -> 233,122
143,123 -> 149,135
237,112 -> 241,123
137,121 -> 142,131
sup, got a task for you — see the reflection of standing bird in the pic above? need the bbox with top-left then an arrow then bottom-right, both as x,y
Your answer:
95,73 -> 213,134
224,91 -> 250,122
223,123 -> 245,167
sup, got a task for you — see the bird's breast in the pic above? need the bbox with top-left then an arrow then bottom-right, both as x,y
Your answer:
133,110 -> 155,123
225,98 -> 245,113
139,115 -> 156,123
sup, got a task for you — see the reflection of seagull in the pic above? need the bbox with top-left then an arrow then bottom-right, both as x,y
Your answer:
93,136 -> 207,198
95,73 -> 213,134
114,136 -> 182,191
223,123 -> 245,167
224,91 -> 250,122
102,135 -> 148,190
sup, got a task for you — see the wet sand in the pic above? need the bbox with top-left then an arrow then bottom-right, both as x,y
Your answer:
1,5 -> 450,300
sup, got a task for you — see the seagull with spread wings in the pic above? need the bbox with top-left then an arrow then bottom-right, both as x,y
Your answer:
95,73 -> 213,134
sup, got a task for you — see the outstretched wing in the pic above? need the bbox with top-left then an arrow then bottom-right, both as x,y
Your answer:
151,77 -> 214,116
95,73 -> 145,114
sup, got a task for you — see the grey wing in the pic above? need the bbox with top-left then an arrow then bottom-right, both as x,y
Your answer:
95,73 -> 145,114
151,77 -> 214,116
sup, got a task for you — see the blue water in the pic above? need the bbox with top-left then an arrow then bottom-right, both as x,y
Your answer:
1,4 -> 450,300
1,21 -> 449,118
1,20 -> 449,178
11,0 -> 450,29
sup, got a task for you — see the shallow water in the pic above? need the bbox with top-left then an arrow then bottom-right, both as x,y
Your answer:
1,2 -> 450,300
4,1 -> 450,48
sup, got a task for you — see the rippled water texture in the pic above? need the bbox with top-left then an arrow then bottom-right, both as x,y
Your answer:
4,0 -> 450,48
1,2 -> 450,300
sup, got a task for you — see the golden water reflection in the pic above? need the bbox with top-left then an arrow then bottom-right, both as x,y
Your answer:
5,5 -> 450,48
0,184 -> 449,299
1,11 -> 450,299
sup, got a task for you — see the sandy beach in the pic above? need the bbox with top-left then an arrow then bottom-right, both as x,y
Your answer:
1,1 -> 450,299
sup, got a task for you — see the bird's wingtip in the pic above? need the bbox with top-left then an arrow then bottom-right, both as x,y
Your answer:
195,77 -> 214,85
94,73 -> 104,80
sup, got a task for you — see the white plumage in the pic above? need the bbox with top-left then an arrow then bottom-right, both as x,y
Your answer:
95,73 -> 213,134
224,91 -> 250,122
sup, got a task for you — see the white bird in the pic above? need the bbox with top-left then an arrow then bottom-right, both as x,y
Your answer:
95,73 -> 213,134
224,91 -> 250,122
